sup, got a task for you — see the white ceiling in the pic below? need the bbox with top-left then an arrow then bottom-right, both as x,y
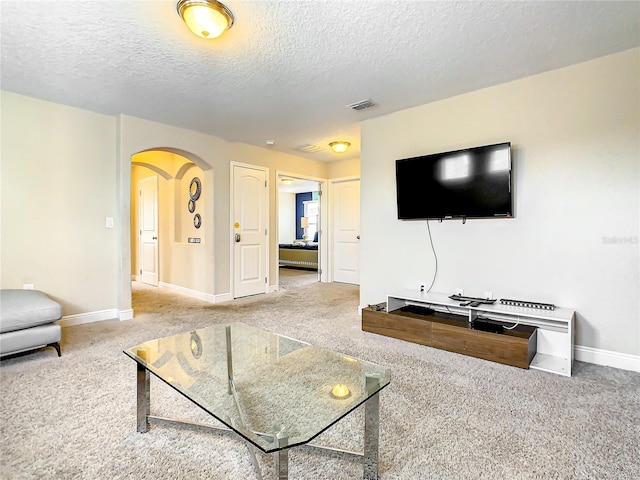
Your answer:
1,1 -> 638,162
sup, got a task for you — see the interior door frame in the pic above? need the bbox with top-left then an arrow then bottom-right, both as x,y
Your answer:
230,161 -> 270,299
275,170 -> 328,287
328,175 -> 360,283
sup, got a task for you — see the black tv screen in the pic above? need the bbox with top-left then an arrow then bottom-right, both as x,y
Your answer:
396,142 -> 513,220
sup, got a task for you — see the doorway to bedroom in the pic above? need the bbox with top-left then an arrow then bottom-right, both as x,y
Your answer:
277,174 -> 324,290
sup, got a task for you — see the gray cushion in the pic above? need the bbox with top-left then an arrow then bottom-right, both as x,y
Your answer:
0,290 -> 62,333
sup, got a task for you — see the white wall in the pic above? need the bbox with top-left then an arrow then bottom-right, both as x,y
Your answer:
360,49 -> 639,357
328,157 -> 360,178
278,192 -> 296,244
1,92 -> 119,315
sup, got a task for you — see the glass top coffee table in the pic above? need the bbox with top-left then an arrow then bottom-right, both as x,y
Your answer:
124,322 -> 391,479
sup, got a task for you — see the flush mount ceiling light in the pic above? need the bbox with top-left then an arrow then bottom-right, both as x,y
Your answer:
177,0 -> 234,39
280,178 -> 294,185
329,141 -> 351,154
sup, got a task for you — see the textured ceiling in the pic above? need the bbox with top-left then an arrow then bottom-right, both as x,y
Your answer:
1,1 -> 638,162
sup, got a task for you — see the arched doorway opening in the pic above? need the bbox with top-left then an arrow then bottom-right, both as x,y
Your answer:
129,148 -> 214,310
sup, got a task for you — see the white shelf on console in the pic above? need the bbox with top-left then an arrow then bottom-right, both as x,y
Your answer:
529,353 -> 571,376
387,290 -> 575,377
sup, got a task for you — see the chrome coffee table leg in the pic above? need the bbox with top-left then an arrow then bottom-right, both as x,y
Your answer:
274,430 -> 289,479
136,362 -> 150,433
364,374 -> 381,480
275,449 -> 288,479
226,325 -> 233,395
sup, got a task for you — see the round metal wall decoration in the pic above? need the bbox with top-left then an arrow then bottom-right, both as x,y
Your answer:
188,199 -> 196,213
193,213 -> 202,229
189,177 -> 202,201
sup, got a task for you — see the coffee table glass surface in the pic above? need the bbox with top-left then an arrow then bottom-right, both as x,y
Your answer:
124,322 -> 390,453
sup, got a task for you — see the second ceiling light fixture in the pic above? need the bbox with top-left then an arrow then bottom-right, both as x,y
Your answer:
329,141 -> 351,154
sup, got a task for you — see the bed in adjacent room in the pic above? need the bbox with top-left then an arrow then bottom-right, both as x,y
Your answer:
278,243 -> 318,270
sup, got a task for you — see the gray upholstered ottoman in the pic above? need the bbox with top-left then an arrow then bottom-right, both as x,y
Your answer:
0,289 -> 62,357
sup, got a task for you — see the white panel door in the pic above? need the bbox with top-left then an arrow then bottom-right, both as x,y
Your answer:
332,179 -> 360,285
233,164 -> 268,298
139,176 -> 159,286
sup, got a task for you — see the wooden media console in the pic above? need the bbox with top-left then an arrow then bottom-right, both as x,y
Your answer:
362,291 -> 575,376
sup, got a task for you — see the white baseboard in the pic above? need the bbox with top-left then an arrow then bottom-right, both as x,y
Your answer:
215,293 -> 233,303
575,345 -> 640,373
269,285 -> 278,293
159,281 -> 218,303
59,309 -> 119,327
57,284 -> 233,328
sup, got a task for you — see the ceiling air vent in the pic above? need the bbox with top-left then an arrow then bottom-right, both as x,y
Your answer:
294,144 -> 325,153
346,99 -> 377,111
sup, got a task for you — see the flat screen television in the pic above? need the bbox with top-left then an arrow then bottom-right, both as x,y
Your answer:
395,142 -> 513,220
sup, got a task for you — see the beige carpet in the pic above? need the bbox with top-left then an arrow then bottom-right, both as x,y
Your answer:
1,281 -> 639,479
278,267 -> 319,289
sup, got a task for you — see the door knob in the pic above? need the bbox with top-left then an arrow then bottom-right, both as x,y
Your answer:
235,233 -> 241,242
152,236 -> 158,240
356,235 -> 360,240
